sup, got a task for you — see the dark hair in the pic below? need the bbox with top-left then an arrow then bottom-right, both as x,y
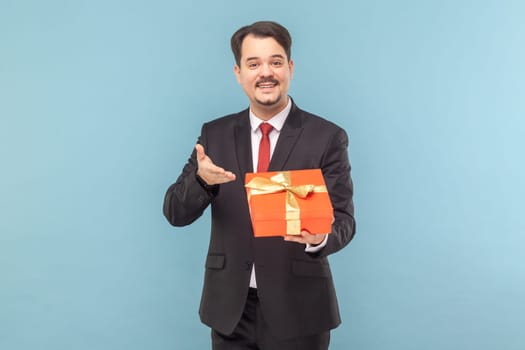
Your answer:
231,21 -> 292,66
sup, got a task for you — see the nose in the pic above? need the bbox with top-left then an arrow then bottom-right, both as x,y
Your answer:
259,62 -> 273,77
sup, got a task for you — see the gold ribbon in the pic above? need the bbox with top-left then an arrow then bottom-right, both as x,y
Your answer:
245,172 -> 327,235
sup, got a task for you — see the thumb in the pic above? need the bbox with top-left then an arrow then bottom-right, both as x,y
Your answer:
195,144 -> 206,160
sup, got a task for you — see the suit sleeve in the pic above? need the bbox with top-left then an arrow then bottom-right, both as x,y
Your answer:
163,124 -> 217,227
311,127 -> 356,258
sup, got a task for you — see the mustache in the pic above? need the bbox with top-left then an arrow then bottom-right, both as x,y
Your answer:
256,78 -> 279,86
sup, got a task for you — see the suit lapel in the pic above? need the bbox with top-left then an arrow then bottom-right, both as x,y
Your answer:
234,109 -> 253,175
268,103 -> 303,171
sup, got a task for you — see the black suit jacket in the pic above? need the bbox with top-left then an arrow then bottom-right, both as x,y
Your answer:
163,100 -> 356,340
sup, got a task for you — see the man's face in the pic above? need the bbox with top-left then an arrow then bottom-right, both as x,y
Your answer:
234,34 -> 294,119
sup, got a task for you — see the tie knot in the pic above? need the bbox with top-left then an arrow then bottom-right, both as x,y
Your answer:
259,123 -> 273,136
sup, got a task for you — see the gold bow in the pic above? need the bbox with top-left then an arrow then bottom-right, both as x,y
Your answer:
245,172 -> 327,235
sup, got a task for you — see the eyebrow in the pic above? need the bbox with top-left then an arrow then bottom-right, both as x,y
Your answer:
245,54 -> 285,61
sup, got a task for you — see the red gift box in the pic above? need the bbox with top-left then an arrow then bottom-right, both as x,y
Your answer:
245,169 -> 334,237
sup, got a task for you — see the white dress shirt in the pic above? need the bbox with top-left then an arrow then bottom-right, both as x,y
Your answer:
248,98 -> 328,288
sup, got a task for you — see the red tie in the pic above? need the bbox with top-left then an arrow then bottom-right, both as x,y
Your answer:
257,123 -> 273,172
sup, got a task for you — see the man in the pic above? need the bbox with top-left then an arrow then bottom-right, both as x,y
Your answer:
163,21 -> 355,350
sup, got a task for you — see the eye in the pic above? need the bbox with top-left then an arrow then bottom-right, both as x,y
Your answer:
272,60 -> 283,67
247,62 -> 259,69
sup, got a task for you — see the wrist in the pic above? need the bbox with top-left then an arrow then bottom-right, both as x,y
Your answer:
196,173 -> 216,191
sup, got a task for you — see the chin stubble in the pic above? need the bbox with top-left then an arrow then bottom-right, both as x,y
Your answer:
255,94 -> 282,106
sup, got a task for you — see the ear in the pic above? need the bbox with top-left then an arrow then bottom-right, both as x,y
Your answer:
233,65 -> 241,84
288,59 -> 294,80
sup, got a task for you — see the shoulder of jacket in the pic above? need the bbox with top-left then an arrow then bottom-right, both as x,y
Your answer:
297,108 -> 344,132
203,108 -> 249,128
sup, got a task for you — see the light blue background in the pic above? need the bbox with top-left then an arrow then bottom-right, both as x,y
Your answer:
1,0 -> 524,349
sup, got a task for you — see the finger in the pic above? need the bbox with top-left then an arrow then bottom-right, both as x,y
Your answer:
214,171 -> 236,183
206,163 -> 228,175
299,230 -> 313,240
284,235 -> 306,244
204,163 -> 236,178
199,166 -> 236,185
224,171 -> 236,181
302,231 -> 327,245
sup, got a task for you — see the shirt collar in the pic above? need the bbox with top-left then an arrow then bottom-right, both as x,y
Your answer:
249,97 -> 292,132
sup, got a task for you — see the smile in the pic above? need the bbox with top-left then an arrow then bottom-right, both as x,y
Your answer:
256,80 -> 278,88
